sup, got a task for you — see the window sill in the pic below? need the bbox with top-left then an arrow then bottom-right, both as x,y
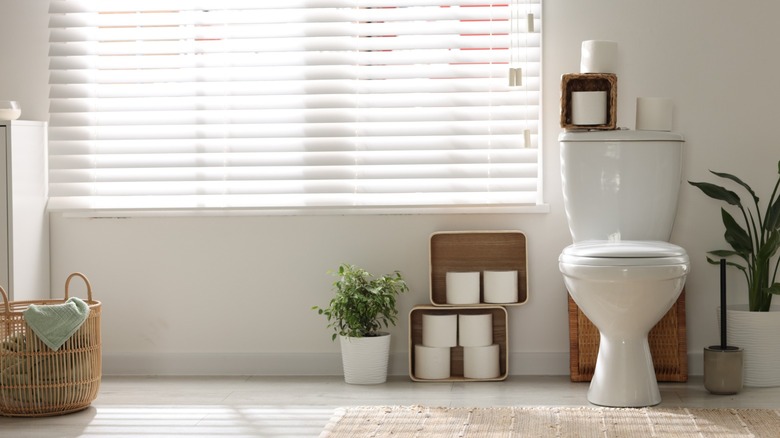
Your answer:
54,204 -> 551,219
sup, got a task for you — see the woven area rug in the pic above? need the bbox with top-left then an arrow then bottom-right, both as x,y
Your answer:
319,405 -> 780,437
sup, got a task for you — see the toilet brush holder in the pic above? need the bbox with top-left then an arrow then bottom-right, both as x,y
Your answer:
703,346 -> 743,395
703,259 -> 743,395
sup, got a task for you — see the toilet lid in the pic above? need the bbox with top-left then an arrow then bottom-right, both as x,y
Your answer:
560,241 -> 689,266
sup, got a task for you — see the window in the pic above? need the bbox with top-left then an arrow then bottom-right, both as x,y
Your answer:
48,0 -> 541,214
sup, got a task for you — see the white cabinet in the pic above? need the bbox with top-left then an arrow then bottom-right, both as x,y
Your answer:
0,120 -> 49,301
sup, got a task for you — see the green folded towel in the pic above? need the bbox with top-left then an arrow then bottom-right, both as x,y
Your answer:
22,297 -> 90,351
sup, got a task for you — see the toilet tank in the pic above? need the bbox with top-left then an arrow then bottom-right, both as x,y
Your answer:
559,130 -> 684,243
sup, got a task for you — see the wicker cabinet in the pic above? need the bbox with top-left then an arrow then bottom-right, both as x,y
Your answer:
568,290 -> 688,382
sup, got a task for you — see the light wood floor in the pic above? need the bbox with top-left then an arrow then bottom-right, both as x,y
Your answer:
2,375 -> 779,437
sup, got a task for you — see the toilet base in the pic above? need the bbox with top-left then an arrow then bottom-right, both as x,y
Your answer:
588,334 -> 660,407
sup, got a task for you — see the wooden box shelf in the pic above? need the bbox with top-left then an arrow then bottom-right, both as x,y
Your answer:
560,73 -> 617,131
409,305 -> 508,382
429,231 -> 528,306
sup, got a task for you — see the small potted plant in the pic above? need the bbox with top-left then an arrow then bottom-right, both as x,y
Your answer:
688,159 -> 780,386
313,263 -> 409,384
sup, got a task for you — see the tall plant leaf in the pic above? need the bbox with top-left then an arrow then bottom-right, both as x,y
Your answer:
688,181 -> 741,206
722,208 -> 752,255
758,232 -> 780,261
711,170 -> 759,205
707,249 -> 741,258
766,185 -> 780,231
707,256 -> 746,271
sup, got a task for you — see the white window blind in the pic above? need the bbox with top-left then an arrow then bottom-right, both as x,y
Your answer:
48,0 -> 541,213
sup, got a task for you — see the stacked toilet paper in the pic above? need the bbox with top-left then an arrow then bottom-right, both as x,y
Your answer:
570,40 -> 617,127
571,91 -> 607,126
415,312 -> 502,380
445,270 -> 519,305
460,313 -> 500,379
415,314 -> 456,379
568,39 -> 674,131
483,271 -> 519,304
580,40 -> 617,74
445,272 -> 480,304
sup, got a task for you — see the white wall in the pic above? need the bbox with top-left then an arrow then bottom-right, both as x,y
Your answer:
0,1 -> 48,122
3,0 -> 779,376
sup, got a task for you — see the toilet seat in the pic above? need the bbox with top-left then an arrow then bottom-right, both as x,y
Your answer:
560,241 -> 689,266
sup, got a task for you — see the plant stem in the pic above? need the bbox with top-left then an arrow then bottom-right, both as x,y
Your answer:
758,175 -> 780,310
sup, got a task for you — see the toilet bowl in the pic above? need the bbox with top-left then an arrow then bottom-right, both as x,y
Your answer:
560,240 -> 689,407
558,130 -> 688,407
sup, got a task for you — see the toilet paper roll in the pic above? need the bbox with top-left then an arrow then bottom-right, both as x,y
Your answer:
463,344 -> 501,379
422,314 -> 458,347
580,40 -> 618,74
483,271 -> 519,303
636,97 -> 673,131
446,272 -> 481,304
459,313 -> 493,347
414,344 -> 451,380
571,91 -> 607,126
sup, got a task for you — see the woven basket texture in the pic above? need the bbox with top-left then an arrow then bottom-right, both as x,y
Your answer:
0,273 -> 101,417
568,290 -> 687,382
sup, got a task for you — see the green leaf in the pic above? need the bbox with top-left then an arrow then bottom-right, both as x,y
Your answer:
769,283 -> 780,295
688,181 -> 741,206
315,263 -> 408,339
757,232 -> 780,261
766,193 -> 780,232
710,170 -> 759,205
706,249 -> 741,258
706,256 -> 746,271
721,208 -> 752,254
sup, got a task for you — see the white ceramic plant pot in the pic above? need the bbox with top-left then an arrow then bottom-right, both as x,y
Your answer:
339,333 -> 391,385
725,305 -> 780,387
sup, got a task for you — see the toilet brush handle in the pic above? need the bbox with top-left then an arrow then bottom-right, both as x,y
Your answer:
720,258 -> 727,349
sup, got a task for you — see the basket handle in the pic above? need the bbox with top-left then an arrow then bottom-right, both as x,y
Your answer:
1,286 -> 8,336
64,272 -> 93,302
1,285 -> 9,314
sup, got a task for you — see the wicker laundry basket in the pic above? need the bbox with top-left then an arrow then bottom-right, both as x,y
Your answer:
0,273 -> 101,417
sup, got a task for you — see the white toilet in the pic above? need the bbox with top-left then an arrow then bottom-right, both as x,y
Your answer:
558,130 -> 690,407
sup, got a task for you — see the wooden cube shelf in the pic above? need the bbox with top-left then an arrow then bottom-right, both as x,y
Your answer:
429,231 -> 528,306
409,305 -> 508,382
560,73 -> 617,131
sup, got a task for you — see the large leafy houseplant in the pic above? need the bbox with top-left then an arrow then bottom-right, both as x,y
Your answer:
313,264 -> 409,340
688,160 -> 780,311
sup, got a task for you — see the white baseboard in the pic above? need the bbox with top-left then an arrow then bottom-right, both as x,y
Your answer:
104,351 -> 704,377
104,352 -> 345,376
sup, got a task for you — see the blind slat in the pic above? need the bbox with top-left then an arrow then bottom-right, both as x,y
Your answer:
48,0 -> 542,212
